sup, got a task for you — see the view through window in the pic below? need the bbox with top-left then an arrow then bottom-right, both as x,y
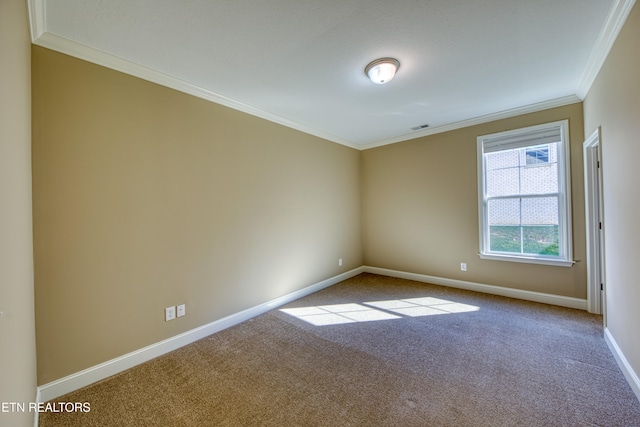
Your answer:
477,121 -> 573,266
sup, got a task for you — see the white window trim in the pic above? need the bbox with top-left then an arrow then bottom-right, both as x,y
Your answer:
477,120 -> 574,267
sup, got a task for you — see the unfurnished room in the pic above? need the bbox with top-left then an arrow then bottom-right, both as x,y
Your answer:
2,0 -> 640,426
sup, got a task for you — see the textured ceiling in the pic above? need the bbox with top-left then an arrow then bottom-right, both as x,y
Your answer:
29,0 -> 631,149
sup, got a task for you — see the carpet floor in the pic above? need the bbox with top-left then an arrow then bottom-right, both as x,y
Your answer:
39,273 -> 640,426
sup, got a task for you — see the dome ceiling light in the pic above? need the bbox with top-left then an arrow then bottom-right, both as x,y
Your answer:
364,58 -> 400,84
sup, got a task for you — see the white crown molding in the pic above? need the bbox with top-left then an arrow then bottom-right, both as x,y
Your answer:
30,30 -> 360,150
27,0 -> 632,151
27,0 -> 45,42
37,267 -> 365,402
576,0 -> 637,99
359,95 -> 582,150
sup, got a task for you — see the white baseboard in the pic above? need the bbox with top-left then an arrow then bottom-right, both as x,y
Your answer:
37,266 -> 365,402
37,265 -> 592,402
33,388 -> 40,427
363,266 -> 588,310
604,327 -> 640,402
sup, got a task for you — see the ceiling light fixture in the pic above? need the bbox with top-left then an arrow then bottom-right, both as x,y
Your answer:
365,58 -> 400,84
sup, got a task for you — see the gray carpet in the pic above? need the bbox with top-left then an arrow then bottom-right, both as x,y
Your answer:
40,273 -> 640,426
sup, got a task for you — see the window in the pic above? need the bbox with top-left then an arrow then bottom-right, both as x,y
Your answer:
525,145 -> 549,165
477,120 -> 573,266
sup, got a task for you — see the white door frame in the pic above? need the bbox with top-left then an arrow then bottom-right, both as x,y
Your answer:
583,128 -> 606,318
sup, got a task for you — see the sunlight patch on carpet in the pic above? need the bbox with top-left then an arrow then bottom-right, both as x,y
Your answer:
366,297 -> 479,317
280,297 -> 479,326
280,303 -> 400,326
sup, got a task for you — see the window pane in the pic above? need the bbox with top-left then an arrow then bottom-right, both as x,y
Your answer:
485,142 -> 558,197
525,145 -> 549,165
520,163 -> 558,194
488,198 -> 520,225
486,149 -> 519,170
523,226 -> 559,255
521,197 -> 558,225
489,226 -> 521,253
487,167 -> 519,196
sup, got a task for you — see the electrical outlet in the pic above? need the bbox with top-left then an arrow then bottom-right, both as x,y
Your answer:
460,262 -> 467,271
165,306 -> 176,321
338,258 -> 343,267
177,304 -> 186,318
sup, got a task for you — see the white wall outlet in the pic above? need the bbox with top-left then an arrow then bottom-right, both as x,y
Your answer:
165,306 -> 176,321
177,304 -> 186,318
460,262 -> 467,271
338,258 -> 343,267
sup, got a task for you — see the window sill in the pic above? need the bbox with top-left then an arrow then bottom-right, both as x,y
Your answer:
478,252 -> 575,267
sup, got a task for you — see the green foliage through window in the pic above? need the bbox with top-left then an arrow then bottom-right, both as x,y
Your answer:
489,225 -> 559,256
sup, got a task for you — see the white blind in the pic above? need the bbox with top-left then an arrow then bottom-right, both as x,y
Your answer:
482,125 -> 562,153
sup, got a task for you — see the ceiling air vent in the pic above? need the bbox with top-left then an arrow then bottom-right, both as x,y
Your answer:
411,124 -> 430,131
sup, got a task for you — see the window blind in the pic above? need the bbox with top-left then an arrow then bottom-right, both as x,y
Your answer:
482,125 -> 562,153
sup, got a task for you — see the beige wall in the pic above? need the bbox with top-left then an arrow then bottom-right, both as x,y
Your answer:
32,6 -> 640,393
362,103 -> 586,298
583,3 -> 640,386
32,46 -> 362,384
0,0 -> 37,425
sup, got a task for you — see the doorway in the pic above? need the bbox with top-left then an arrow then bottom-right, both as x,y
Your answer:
583,128 -> 605,319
